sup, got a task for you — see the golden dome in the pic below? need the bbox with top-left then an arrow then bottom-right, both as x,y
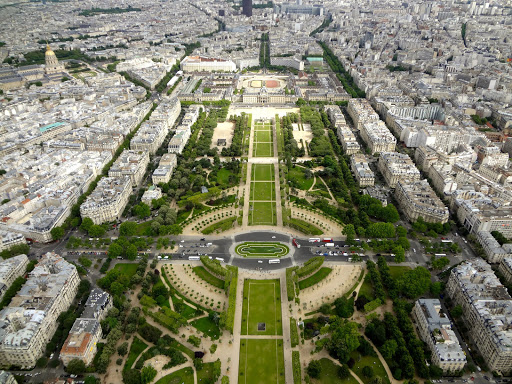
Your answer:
45,44 -> 56,56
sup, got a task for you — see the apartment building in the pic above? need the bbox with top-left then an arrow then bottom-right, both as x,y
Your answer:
60,288 -> 111,366
347,99 -> 380,130
0,254 -> 29,301
141,186 -> 163,205
360,121 -> 396,154
0,371 -> 16,384
180,56 -> 236,72
0,253 -> 79,369
337,125 -> 360,155
413,299 -> 466,373
168,129 -> 191,154
108,150 -> 149,187
350,154 -> 375,187
446,259 -> 512,373
477,231 -> 512,264
498,257 -> 512,285
0,231 -> 26,252
378,152 -> 420,188
130,121 -> 168,155
395,179 -> 449,223
80,176 -> 132,224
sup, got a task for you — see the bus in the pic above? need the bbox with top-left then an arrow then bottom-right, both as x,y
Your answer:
309,238 -> 321,243
216,257 -> 225,263
188,256 -> 200,261
434,254 -> 447,257
441,240 -> 453,243
322,238 -> 333,243
269,259 -> 281,264
292,239 -> 300,248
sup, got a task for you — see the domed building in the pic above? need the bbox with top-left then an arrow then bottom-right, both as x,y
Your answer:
45,44 -> 65,74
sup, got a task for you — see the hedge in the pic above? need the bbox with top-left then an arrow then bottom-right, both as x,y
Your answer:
143,307 -> 187,334
292,351 -> 301,384
286,267 -> 298,301
290,318 -> 299,347
225,275 -> 237,334
364,298 -> 382,313
296,256 -> 324,279
200,256 -> 228,279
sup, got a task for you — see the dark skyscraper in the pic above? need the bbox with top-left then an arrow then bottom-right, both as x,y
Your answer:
242,0 -> 252,17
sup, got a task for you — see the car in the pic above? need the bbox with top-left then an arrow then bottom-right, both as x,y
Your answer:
272,236 -> 276,239
200,238 -> 205,241
376,253 -> 381,256
258,260 -> 263,263
180,240 -> 185,243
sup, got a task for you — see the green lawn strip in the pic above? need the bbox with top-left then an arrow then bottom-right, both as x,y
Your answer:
252,164 -> 274,181
311,358 -> 359,384
275,114 -> 284,156
292,351 -> 301,384
155,367 -> 194,384
388,266 -> 411,279
192,266 -> 225,289
298,268 -> 332,290
238,339 -> 285,384
250,202 -> 276,225
201,217 -> 237,235
196,362 -> 217,382
235,242 -> 289,257
124,336 -> 147,372
251,181 -> 275,201
254,142 -> 273,157
113,263 -> 138,278
241,279 -> 282,336
349,350 -> 391,384
254,130 -> 272,142
287,166 -> 314,190
290,318 -> 299,347
358,276 -> 375,300
190,316 -> 221,340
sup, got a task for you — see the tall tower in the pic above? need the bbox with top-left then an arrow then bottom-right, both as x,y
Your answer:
242,0 -> 252,17
45,44 -> 64,74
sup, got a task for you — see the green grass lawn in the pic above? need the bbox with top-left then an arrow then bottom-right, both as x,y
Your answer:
192,266 -> 225,289
251,181 -> 275,201
254,141 -> 273,157
311,358 -> 359,384
196,362 -> 218,382
287,166 -> 314,190
239,339 -> 285,384
254,130 -> 272,142
252,164 -> 274,181
124,336 -> 147,371
235,242 -> 289,257
388,266 -> 411,279
191,316 -> 221,340
358,276 -> 375,300
155,367 -> 194,384
350,350 -> 390,384
250,202 -> 276,225
114,263 -> 138,278
298,267 -> 332,290
214,168 -> 234,186
241,279 -> 282,335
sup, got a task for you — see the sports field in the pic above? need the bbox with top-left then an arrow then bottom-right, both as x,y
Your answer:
241,279 -> 282,335
238,339 -> 285,384
253,119 -> 273,158
249,164 -> 277,225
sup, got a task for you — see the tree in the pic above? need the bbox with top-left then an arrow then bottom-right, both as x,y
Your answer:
307,360 -> 322,378
396,266 -> 431,299
393,245 -> 405,263
80,217 -> 94,233
334,297 -> 354,318
108,243 -> 123,258
120,221 -> 137,236
133,203 -> 151,219
451,305 -> 463,318
117,342 -> 128,356
430,282 -> 442,296
431,256 -> 450,270
126,244 -> 138,260
362,366 -> 374,378
66,359 -> 86,375
88,224 -> 105,238
338,365 -> 350,379
50,226 -> 65,240
380,339 -> 398,360
327,320 -> 360,363
141,364 -> 157,384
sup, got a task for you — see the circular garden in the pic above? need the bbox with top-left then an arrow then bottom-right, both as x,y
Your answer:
235,242 -> 290,258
